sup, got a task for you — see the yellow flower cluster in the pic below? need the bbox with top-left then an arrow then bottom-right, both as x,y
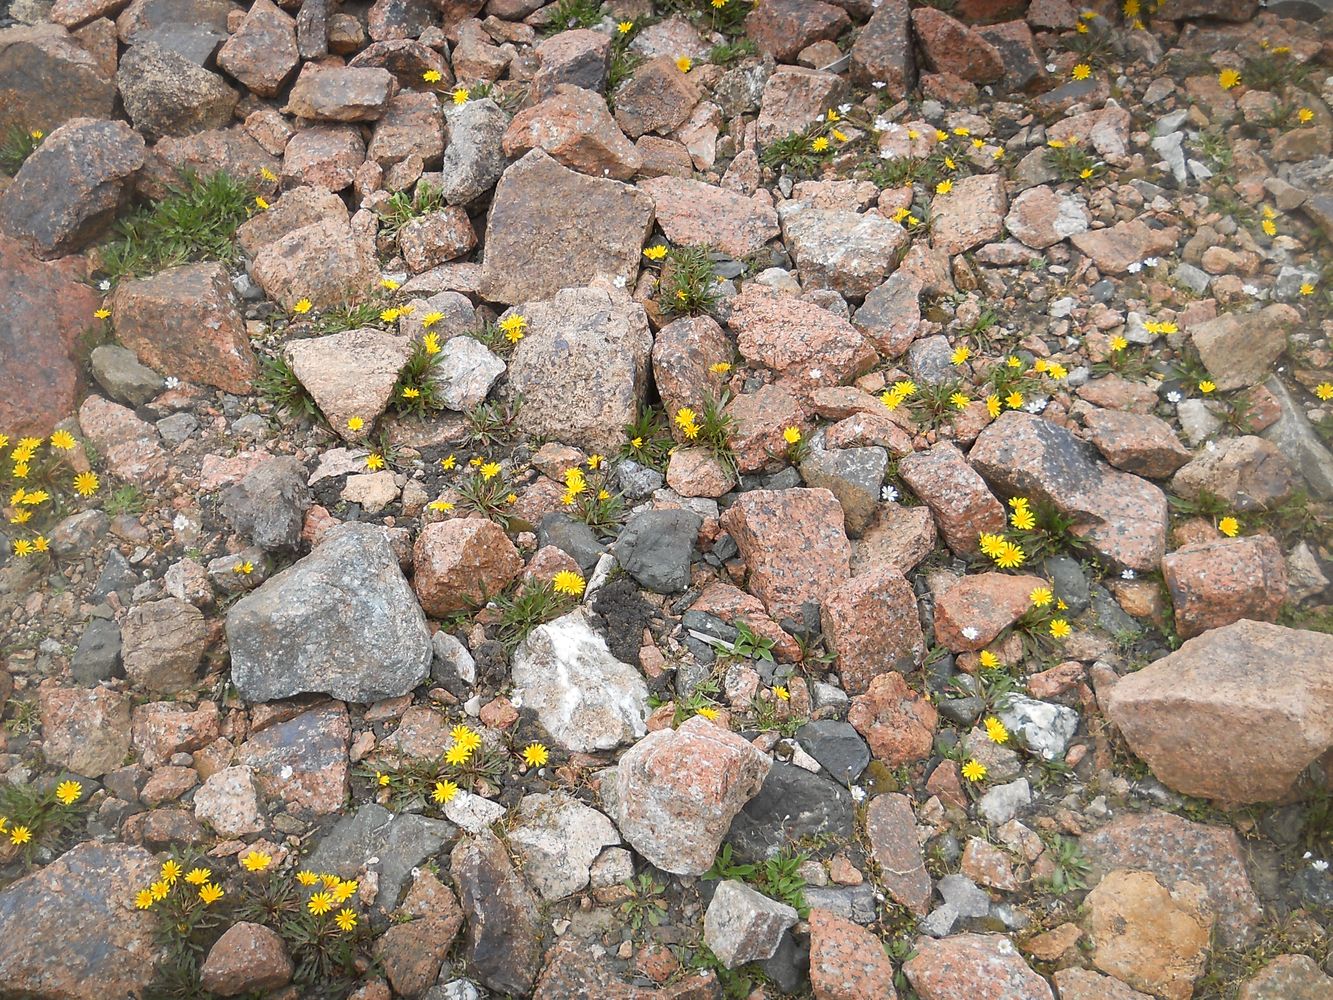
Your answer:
879,380 -> 916,411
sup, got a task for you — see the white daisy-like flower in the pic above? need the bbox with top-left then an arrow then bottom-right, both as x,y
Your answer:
613,275 -> 627,288
850,785 -> 867,801
882,485 -> 899,502
97,279 -> 112,291
1045,63 -> 1057,73
961,626 -> 980,641
873,116 -> 889,131
164,376 -> 180,389
1121,568 -> 1136,580
1143,257 -> 1159,267
1166,390 -> 1183,403
1024,398 -> 1049,414
1126,262 -> 1142,274
872,80 -> 886,89
1314,859 -> 1330,872
808,368 -> 823,380
879,148 -> 898,160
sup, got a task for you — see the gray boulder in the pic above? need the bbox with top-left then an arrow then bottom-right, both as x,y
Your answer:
219,456 -> 311,551
613,508 -> 701,593
226,522 -> 432,702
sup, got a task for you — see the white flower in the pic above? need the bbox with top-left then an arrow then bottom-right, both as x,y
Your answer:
961,626 -> 980,641
1127,262 -> 1142,274
808,368 -> 823,380
613,275 -> 627,288
879,148 -> 898,160
838,103 -> 852,115
97,279 -> 111,291
850,785 -> 867,801
873,116 -> 889,131
1143,257 -> 1159,267
872,80 -> 886,89
1121,568 -> 1136,580
1314,859 -> 1330,872
1045,63 -> 1057,73
881,485 -> 899,503
1024,398 -> 1048,413
164,376 -> 180,389
1166,390 -> 1182,403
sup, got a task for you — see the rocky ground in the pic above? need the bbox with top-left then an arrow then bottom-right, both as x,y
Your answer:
0,0 -> 1331,997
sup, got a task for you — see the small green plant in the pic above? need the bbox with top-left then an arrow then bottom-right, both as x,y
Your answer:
761,124 -> 834,178
708,37 -> 757,65
543,0 -> 602,34
493,578 -> 580,650
3,698 -> 39,736
659,245 -> 721,316
454,465 -> 516,525
257,356 -> 319,420
1242,50 -> 1313,92
464,395 -> 522,449
704,843 -> 809,916
389,336 -> 445,417
885,937 -> 918,995
728,621 -> 775,663
557,462 -> 624,533
653,675 -> 723,726
673,392 -> 738,476
0,124 -> 43,175
1193,128 -> 1234,176
1166,488 -> 1229,521
623,405 -> 674,471
306,296 -> 392,336
1046,138 -> 1103,183
0,777 -> 89,867
98,171 -> 254,284
1038,833 -> 1090,895
619,874 -> 668,933
907,379 -> 970,432
377,180 -> 446,240
105,484 -> 147,516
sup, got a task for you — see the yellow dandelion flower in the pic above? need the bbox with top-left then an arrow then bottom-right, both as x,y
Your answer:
782,426 -> 801,445
12,540 -> 33,557
346,416 -> 364,432
292,298 -> 313,315
149,879 -> 169,900
1218,516 -> 1239,537
986,395 -> 1001,418
643,244 -> 668,261
135,889 -> 155,909
675,56 -> 692,73
552,570 -> 585,597
1049,618 -> 1071,639
1198,380 -> 1216,394
984,717 -> 1009,744
1072,63 -> 1092,81
444,743 -> 472,767
774,685 -> 789,701
498,314 -> 528,342
255,196 -> 269,210
696,706 -> 719,721
186,868 -> 212,885
402,387 -> 421,399
978,532 -> 1007,557
199,883 -> 224,905
335,908 -> 358,931
618,20 -> 633,33
423,69 -> 442,83
961,759 -> 987,782
1109,335 -> 1128,351
433,780 -> 459,805
1297,107 -> 1314,124
522,743 -> 549,767
979,650 -> 1000,670
161,860 -> 182,883
1261,219 -> 1277,237
308,892 -> 335,916
49,430 -> 76,450
260,166 -> 278,182
950,392 -> 970,411
831,129 -> 848,142
1314,383 -> 1333,401
1010,506 -> 1036,531
241,851 -> 271,872
951,345 -> 970,365
55,780 -> 82,805
936,179 -> 953,195
811,136 -> 830,152
480,461 -> 501,480
1218,68 -> 1241,90
1030,587 -> 1053,607
994,542 -> 1026,569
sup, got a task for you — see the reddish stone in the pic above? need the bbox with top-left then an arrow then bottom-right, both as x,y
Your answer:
729,284 -> 878,386
398,206 -> 477,272
132,700 -> 221,767
745,0 -> 850,63
808,907 -> 899,1000
0,234 -> 98,436
1170,435 -> 1296,513
821,566 -> 925,695
201,922 -> 293,996
413,518 -> 523,618
1027,660 -> 1085,700
962,837 -> 1018,890
651,314 -> 733,438
926,758 -> 966,809
39,683 -> 131,778
755,66 -> 846,147
898,442 -> 1005,555
504,84 -> 640,181
1238,955 -> 1333,1000
1071,220 -> 1179,276
612,55 -> 702,140
373,872 -> 464,996
848,672 -> 937,766
1105,621 -> 1333,804
1083,409 -> 1192,479
111,261 -> 258,393
77,395 -> 167,483
529,28 -> 609,102
690,582 -> 800,663
667,448 -> 737,499
282,124 -> 366,192
933,572 -> 1045,652
1078,375 -> 1158,414
931,172 -> 1007,255
724,384 -> 810,474
251,217 -> 379,312
216,0 -> 298,97
237,702 -> 351,815
1162,534 -> 1287,638
1053,968 -> 1153,1000
850,0 -> 915,99
639,175 -> 778,259
850,505 -> 937,577
911,7 -> 1004,84
720,488 -> 851,621
904,934 -> 1054,1000
865,792 -> 931,915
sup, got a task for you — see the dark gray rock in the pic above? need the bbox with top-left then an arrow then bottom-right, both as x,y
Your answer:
306,803 -> 456,912
116,42 -> 238,141
0,841 -> 161,1000
119,0 -> 233,64
759,931 -> 810,995
0,118 -> 144,258
614,459 -> 664,501
92,550 -> 137,603
725,761 -> 854,863
803,884 -> 878,924
613,508 -> 701,593
1039,554 -> 1090,616
89,344 -> 161,408
798,445 -> 888,538
225,522 -> 432,702
431,98 -> 509,206
538,512 -> 606,574
219,456 -> 311,551
1262,374 -> 1333,498
794,720 -> 869,786
1088,583 -> 1140,638
71,617 -> 121,685
451,830 -> 542,996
